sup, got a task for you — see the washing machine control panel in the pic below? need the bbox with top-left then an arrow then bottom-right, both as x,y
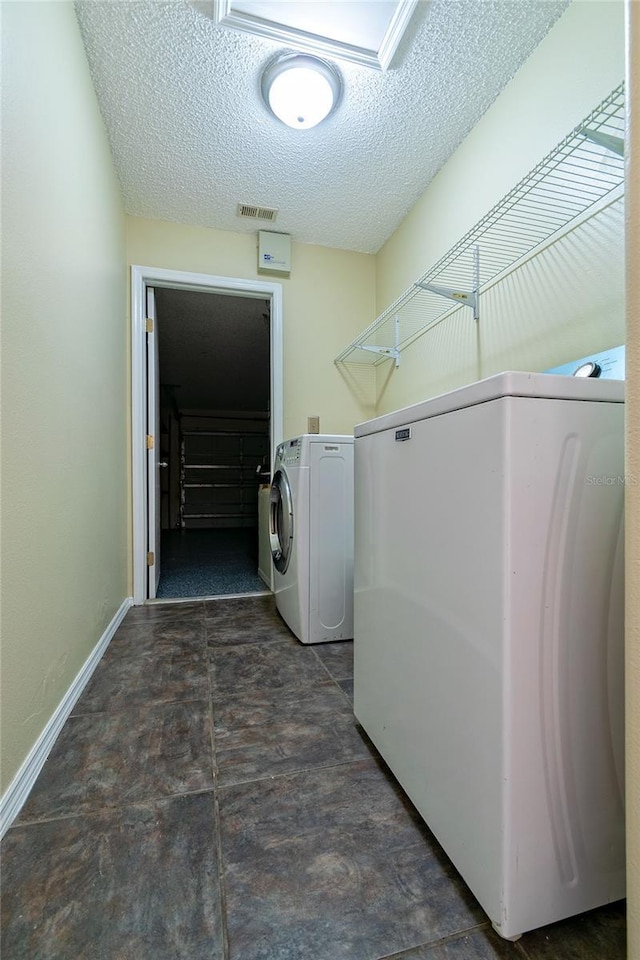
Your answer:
276,438 -> 302,467
545,345 -> 625,379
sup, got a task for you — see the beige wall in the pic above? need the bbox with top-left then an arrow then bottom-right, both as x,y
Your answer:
125,217 -> 376,438
373,0 -> 625,415
1,3 -> 128,791
625,1 -> 640,954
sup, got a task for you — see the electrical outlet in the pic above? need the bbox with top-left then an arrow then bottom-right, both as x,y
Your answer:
308,416 -> 320,434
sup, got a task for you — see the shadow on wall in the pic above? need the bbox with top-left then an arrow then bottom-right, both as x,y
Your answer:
361,197 -> 625,415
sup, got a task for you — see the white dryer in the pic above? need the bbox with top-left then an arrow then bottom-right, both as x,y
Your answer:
270,434 -> 354,644
354,370 -> 625,940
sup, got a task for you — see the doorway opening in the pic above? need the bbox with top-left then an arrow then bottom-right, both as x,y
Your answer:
131,266 -> 283,605
155,286 -> 270,598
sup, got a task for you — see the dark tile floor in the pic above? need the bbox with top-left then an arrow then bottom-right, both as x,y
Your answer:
1,596 -> 626,960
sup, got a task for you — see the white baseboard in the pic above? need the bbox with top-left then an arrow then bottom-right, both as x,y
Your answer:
0,597 -> 133,838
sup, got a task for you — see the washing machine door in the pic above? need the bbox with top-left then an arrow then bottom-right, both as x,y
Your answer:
269,468 -> 294,573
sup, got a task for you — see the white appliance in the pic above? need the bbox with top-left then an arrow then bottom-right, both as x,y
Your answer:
353,371 -> 625,940
257,484 -> 272,589
270,434 -> 354,644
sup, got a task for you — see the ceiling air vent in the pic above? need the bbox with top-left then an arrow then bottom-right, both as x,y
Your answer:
237,203 -> 278,223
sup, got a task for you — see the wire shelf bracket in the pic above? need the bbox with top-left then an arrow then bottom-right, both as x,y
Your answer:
579,128 -> 624,157
415,244 -> 480,322
356,315 -> 402,366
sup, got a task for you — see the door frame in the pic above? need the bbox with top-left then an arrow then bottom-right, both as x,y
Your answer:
131,264 -> 284,605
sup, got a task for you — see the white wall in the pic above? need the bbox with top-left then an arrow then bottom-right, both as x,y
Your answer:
1,3 -> 128,792
373,0 -> 625,414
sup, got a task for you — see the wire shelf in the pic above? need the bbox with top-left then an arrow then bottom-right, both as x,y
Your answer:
335,83 -> 625,367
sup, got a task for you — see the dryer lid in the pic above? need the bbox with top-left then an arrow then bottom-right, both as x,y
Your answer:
354,370 -> 624,439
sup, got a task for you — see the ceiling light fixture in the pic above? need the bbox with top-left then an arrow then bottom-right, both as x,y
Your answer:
261,53 -> 341,130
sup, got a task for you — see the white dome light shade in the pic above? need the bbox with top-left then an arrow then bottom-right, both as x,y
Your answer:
269,66 -> 333,129
262,55 -> 341,130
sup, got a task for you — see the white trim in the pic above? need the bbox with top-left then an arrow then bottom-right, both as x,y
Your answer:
208,0 -> 419,71
130,265 -> 283,605
377,0 -> 420,70
0,598 -> 132,838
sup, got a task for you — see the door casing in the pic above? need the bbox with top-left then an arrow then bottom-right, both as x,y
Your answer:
130,265 -> 284,605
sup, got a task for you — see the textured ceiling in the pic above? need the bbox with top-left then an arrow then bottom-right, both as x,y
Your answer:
74,0 -> 570,254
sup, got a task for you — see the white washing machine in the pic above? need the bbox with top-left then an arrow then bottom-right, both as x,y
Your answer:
270,434 -> 354,644
353,370 -> 625,940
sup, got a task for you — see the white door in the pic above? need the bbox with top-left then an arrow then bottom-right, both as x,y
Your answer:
146,286 -> 161,598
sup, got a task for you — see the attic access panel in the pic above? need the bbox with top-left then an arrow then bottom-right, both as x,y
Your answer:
191,0 -> 419,69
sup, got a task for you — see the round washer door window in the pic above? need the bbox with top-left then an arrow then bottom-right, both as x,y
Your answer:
269,469 -> 293,573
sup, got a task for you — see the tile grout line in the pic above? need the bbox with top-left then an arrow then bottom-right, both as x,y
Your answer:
205,615 -> 232,960
309,645 -> 337,678
514,936 -> 534,959
69,694 -> 211,719
216,753 -> 377,794
375,922 -> 497,959
332,674 -> 355,706
309,646 -> 358,710
205,634 -> 298,652
9,786 -> 219,830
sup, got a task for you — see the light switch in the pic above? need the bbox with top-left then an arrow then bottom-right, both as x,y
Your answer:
308,416 -> 320,434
